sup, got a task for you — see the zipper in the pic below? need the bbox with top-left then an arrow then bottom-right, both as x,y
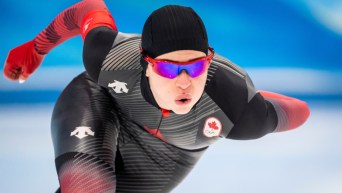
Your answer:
156,109 -> 170,136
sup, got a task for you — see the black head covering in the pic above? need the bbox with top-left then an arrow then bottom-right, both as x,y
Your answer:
141,5 -> 208,58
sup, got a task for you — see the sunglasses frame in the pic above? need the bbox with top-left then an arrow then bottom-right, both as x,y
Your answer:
142,47 -> 215,79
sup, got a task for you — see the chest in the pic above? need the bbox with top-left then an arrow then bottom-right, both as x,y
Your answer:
107,79 -> 234,150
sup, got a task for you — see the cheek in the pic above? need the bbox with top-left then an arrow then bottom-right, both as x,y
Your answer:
149,73 -> 174,97
195,72 -> 208,88
192,72 -> 208,97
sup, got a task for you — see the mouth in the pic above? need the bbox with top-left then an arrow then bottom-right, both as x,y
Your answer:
175,95 -> 192,106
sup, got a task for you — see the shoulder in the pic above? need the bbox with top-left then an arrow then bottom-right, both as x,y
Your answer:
98,32 -> 143,93
113,32 -> 141,47
83,26 -> 118,81
101,32 -> 142,71
209,53 -> 247,79
83,27 -> 142,85
205,53 -> 256,122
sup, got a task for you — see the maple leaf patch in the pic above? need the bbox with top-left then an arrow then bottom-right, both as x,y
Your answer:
203,117 -> 222,138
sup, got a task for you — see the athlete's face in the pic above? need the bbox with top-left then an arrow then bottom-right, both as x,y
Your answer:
146,50 -> 209,114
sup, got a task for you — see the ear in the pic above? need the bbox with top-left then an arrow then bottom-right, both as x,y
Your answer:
145,63 -> 152,77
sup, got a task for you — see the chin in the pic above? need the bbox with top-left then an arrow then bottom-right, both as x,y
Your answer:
172,106 -> 192,115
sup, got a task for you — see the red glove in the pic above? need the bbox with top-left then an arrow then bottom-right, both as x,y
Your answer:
4,40 -> 45,81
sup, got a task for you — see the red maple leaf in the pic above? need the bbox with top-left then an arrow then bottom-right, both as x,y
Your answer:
208,121 -> 219,130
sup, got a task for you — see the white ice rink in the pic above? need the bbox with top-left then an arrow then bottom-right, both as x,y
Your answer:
0,101 -> 341,193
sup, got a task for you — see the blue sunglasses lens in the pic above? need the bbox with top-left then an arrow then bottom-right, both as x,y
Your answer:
179,60 -> 207,78
155,61 -> 179,78
155,60 -> 208,79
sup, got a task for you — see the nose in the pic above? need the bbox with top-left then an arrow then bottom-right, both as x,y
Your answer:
175,70 -> 191,90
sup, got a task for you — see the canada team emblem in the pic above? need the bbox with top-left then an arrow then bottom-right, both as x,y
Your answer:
203,117 -> 222,138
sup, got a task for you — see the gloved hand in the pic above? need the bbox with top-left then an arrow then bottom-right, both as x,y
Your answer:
3,40 -> 45,83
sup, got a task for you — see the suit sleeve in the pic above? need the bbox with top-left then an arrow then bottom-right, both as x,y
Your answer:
258,90 -> 310,132
33,0 -> 115,55
226,90 -> 279,140
224,72 -> 279,140
29,0 -> 118,81
227,88 -> 310,140
83,26 -> 117,82
205,54 -> 309,140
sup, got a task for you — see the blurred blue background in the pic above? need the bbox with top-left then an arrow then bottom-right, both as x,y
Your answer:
0,0 -> 341,193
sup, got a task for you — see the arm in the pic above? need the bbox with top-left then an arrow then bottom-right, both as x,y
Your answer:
226,76 -> 310,139
52,73 -> 118,192
3,0 -> 117,81
227,89 -> 310,139
258,90 -> 310,132
205,54 -> 310,140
